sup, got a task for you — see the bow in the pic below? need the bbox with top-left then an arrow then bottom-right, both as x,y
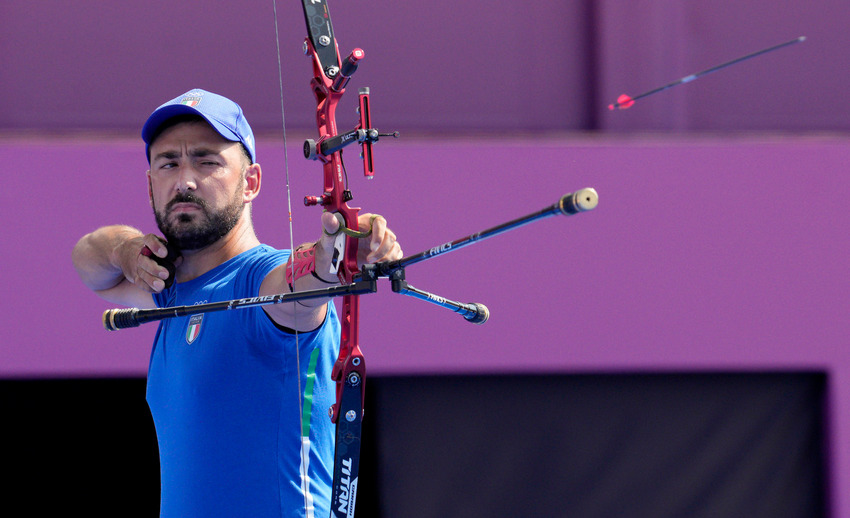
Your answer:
288,1 -> 396,516
290,8 -> 596,518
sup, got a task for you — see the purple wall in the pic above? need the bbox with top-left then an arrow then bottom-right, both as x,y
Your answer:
3,136 -> 846,378
2,1 -> 847,133
2,135 -> 848,514
1,0 -> 848,515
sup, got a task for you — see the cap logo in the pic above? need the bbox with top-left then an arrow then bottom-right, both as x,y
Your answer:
179,96 -> 202,107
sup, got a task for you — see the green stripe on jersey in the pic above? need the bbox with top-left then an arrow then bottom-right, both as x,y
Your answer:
301,347 -> 321,438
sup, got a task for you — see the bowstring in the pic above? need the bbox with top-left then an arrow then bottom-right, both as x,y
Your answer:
272,0 -> 312,515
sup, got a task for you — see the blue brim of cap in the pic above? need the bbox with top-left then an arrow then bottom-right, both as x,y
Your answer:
142,104 -> 244,161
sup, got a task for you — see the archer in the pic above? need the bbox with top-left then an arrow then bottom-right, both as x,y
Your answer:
71,89 -> 403,517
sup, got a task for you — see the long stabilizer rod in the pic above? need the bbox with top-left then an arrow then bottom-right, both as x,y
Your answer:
368,189 -> 599,276
103,280 -> 378,330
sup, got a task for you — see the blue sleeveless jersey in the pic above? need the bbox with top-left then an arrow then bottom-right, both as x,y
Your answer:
148,245 -> 338,517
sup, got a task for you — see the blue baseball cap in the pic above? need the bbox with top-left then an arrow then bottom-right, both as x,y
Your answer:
142,88 -> 256,163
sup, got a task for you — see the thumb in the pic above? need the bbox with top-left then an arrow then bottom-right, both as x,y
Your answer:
321,211 -> 342,236
317,211 -> 343,253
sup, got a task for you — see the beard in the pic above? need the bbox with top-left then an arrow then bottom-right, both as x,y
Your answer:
154,184 -> 244,251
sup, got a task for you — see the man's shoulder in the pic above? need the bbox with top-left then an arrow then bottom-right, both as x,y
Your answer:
231,245 -> 290,282
231,244 -> 289,266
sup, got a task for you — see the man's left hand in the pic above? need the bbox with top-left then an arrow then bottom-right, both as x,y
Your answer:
315,212 -> 403,280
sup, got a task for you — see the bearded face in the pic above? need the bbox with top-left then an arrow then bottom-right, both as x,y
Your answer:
153,178 -> 244,251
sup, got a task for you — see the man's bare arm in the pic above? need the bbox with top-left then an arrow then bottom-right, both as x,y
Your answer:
72,225 -> 172,309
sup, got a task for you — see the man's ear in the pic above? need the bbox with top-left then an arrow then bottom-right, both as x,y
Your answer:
243,163 -> 262,202
147,171 -> 154,207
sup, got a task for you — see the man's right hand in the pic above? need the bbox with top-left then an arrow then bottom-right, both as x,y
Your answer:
72,225 -> 173,308
130,235 -> 181,292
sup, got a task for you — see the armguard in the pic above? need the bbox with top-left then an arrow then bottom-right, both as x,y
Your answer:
285,246 -> 317,284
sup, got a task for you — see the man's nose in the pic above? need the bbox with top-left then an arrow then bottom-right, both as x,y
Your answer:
174,164 -> 198,192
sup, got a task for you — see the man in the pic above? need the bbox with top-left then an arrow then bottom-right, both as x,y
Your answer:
72,89 -> 402,517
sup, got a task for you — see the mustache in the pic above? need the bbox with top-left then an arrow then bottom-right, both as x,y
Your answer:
165,192 -> 208,213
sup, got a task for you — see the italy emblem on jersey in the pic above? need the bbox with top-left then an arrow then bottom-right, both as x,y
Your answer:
186,314 -> 203,344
